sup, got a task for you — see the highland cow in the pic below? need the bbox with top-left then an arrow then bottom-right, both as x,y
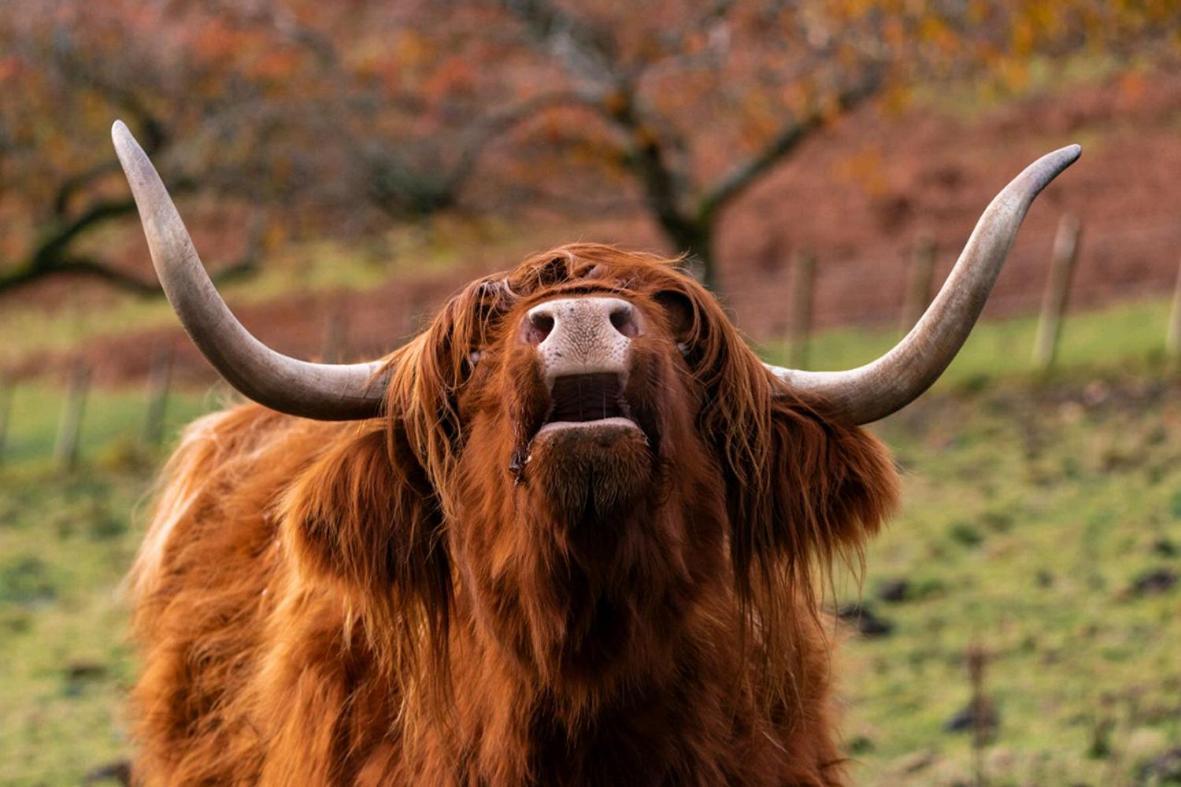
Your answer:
112,120 -> 1078,785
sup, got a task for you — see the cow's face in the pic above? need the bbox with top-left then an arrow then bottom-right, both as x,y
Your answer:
453,251 -> 710,529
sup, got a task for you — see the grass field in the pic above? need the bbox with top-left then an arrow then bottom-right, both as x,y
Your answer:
2,301 -> 1180,785
846,376 -> 1181,784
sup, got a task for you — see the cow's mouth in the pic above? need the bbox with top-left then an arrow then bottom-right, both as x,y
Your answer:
536,372 -> 640,437
514,370 -> 655,495
514,371 -> 654,515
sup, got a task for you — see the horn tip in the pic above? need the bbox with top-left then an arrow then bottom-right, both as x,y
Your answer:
1043,143 -> 1082,169
1021,144 -> 1082,196
1051,143 -> 1082,169
111,118 -> 130,144
110,119 -> 144,165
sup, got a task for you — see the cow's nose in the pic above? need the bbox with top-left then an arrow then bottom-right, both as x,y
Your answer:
522,297 -> 641,380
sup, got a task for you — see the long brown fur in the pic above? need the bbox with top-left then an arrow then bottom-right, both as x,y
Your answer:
129,244 -> 899,785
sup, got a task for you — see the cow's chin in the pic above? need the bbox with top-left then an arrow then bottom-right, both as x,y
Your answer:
525,418 -> 655,523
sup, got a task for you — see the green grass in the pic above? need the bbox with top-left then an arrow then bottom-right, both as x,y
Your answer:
842,379 -> 1181,784
0,471 -> 150,785
761,297 -> 1175,393
0,383 -> 216,785
2,299 -> 1181,784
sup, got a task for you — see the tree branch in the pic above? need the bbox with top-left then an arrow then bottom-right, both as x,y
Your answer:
0,229 -> 259,299
698,73 -> 883,222
52,160 -> 122,218
32,198 -> 139,270
357,89 -> 610,219
42,45 -> 170,218
40,256 -> 162,295
501,0 -> 619,83
442,89 -> 611,194
0,191 -> 143,295
0,174 -> 259,300
499,0 -> 713,271
0,249 -> 158,298
0,248 -> 258,299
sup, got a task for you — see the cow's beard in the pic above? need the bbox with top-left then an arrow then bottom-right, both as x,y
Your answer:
513,370 -> 673,588
507,448 -> 699,696
454,422 -> 704,697
524,420 -> 656,528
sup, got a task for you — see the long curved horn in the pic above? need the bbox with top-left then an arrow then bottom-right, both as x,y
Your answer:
767,144 -> 1081,425
112,120 -> 387,420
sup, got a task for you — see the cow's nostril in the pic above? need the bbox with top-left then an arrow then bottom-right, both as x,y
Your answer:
609,304 -> 640,338
526,311 -> 555,345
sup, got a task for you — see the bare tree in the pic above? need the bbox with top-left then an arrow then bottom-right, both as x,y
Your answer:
492,0 -> 884,290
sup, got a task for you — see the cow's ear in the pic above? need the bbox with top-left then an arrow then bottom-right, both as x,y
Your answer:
386,277 -> 516,474
281,421 -> 451,618
737,397 -> 899,575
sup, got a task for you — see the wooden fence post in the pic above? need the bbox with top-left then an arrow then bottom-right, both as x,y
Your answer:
1032,214 -> 1082,369
787,249 -> 816,370
0,378 -> 11,465
55,363 -> 90,471
1166,257 -> 1181,364
967,645 -> 991,787
143,347 -> 174,448
321,309 -> 348,363
900,235 -> 937,335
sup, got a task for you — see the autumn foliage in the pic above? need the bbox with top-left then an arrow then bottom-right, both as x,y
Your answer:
1,0 -> 1176,295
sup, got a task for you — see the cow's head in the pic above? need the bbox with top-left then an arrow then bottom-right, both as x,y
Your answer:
451,250 -> 723,531
112,121 -> 1078,693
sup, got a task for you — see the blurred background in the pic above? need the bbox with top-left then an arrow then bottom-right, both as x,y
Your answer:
2,1 -> 1181,784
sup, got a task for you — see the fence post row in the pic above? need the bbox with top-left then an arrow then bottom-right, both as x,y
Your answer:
15,216 -> 1181,469
1032,214 -> 1083,369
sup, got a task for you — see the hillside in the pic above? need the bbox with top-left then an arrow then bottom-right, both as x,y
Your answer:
3,370 -> 1179,784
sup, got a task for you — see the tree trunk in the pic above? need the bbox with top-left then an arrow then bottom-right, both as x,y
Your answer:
684,233 -> 718,292
657,217 -> 716,292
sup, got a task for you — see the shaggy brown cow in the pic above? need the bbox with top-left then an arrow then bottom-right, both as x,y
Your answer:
113,120 -> 1077,785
